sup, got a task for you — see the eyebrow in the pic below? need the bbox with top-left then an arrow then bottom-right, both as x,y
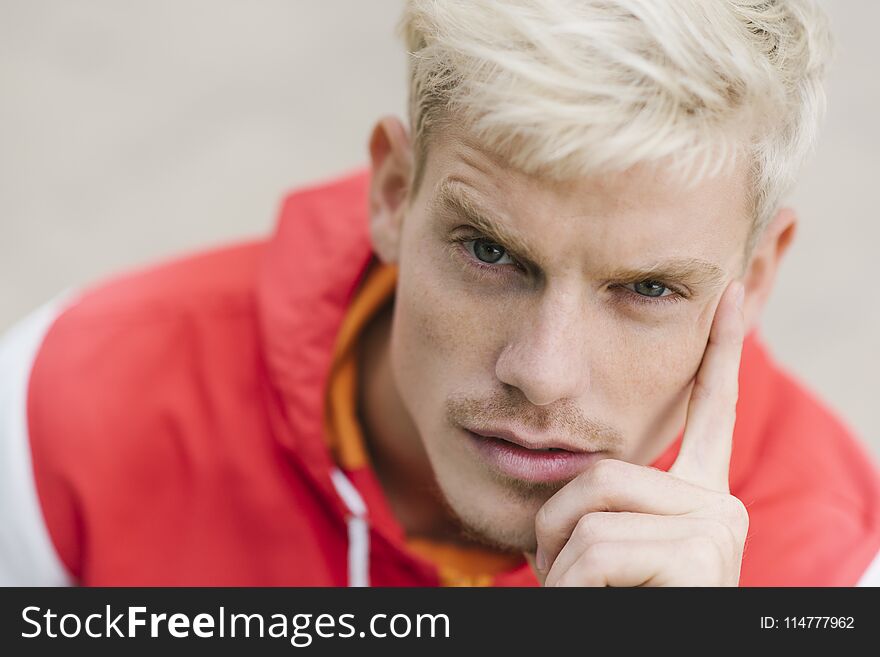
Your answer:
431,179 -> 545,264
604,259 -> 728,292
430,178 -> 729,292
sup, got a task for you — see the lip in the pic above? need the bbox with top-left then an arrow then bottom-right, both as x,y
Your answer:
462,427 -> 604,484
466,425 -> 588,453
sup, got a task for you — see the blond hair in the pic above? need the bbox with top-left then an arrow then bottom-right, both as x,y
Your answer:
397,0 -> 833,256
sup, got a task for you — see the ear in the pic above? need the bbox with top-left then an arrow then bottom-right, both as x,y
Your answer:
740,207 -> 798,333
368,115 -> 413,265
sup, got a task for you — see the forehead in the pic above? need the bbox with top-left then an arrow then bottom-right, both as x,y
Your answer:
421,129 -> 752,273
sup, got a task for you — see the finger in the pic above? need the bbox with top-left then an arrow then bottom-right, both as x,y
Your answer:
551,540 -> 682,587
543,513 -> 718,587
552,537 -> 736,587
669,279 -> 745,492
535,459 -> 720,569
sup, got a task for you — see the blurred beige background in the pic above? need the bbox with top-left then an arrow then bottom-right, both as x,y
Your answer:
1,1 -> 877,457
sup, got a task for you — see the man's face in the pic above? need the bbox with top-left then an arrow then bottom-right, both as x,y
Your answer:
386,127 -> 750,552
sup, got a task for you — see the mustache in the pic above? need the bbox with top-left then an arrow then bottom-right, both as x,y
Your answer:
445,392 -> 624,451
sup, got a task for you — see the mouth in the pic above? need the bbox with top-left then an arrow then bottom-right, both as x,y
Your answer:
462,427 -> 605,484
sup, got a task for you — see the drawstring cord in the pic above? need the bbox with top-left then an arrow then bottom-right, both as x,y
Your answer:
330,468 -> 370,587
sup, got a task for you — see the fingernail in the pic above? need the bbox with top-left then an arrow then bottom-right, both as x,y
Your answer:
536,548 -> 547,571
735,283 -> 744,312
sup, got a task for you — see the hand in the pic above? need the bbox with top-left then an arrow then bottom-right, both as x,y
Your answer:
527,279 -> 749,586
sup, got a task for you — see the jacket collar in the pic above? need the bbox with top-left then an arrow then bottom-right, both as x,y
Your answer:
256,167 -> 374,506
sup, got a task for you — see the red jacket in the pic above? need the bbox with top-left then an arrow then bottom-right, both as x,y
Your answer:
1,168 -> 878,586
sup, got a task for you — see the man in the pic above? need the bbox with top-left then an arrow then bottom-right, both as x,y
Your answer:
1,0 -> 878,586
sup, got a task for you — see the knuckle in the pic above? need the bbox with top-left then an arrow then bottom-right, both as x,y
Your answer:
703,492 -> 744,523
573,513 -> 606,544
588,458 -> 617,483
583,459 -> 622,500
554,543 -> 618,587
725,496 -> 750,537
582,541 -> 614,570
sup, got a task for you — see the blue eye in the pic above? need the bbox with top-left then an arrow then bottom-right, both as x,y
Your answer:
467,238 -> 516,267
629,280 -> 672,298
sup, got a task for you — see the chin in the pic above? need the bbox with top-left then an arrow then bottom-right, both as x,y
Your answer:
430,460 -> 559,553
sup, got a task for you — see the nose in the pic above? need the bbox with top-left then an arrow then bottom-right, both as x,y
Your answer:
494,283 -> 591,406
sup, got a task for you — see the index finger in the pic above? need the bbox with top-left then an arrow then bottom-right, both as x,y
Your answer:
668,279 -> 745,492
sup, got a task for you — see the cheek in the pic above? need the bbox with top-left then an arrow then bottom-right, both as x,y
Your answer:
389,241 -> 500,409
594,304 -> 713,413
